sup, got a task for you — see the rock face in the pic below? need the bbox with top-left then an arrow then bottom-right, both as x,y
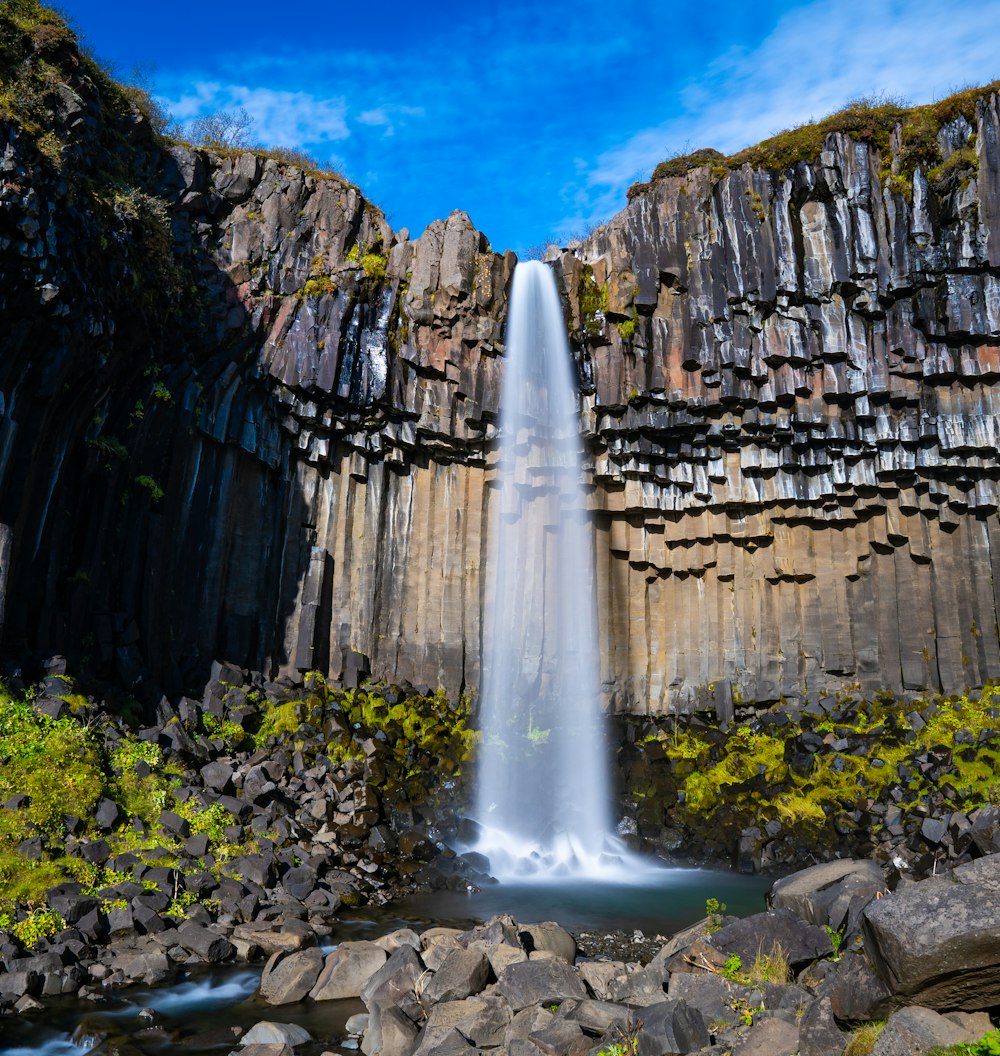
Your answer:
4,13 -> 1000,713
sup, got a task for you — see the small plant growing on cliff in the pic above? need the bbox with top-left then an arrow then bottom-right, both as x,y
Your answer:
824,924 -> 844,961
10,907 -> 65,948
705,897 -> 727,931
843,1021 -> 886,1056
134,475 -> 164,501
720,953 -> 742,980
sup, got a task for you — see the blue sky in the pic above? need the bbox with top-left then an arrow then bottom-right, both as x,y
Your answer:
60,0 -> 1000,255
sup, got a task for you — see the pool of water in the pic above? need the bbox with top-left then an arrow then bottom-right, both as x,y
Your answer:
0,865 -> 772,1056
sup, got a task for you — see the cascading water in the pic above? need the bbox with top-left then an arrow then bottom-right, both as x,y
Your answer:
474,260 -> 620,878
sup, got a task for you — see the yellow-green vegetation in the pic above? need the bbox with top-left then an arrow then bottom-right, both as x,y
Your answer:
578,264 -> 608,337
616,317 -> 637,340
843,1021 -> 887,1056
719,946 -> 789,986
928,1029 -> 1000,1056
630,82 -> 998,201
640,683 -> 1000,848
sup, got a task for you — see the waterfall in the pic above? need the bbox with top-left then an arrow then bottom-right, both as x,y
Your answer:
474,260 -> 618,878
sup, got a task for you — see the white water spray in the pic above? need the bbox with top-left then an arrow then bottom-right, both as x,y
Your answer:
474,261 -> 621,879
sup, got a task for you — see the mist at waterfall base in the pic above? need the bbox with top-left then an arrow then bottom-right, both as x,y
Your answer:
473,260 -> 642,882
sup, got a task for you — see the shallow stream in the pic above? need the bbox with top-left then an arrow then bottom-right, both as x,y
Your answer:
0,866 -> 771,1056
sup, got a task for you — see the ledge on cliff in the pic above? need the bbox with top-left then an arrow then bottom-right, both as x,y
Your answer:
628,81 -> 1000,202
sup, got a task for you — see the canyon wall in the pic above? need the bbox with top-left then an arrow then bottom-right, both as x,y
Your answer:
3,12 -> 1000,713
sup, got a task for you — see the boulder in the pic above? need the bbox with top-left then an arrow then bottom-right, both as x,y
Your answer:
871,1005 -> 986,1056
635,998 -> 709,1056
797,997 -> 847,1056
232,921 -> 316,957
862,876 -> 1000,1008
422,995 -> 512,1047
953,852 -> 1000,891
526,1018 -> 587,1055
176,922 -> 235,963
768,859 -> 886,930
259,947 -> 324,1005
360,944 -> 424,1019
361,1003 -> 418,1056
496,957 -> 587,1011
518,922 -> 576,963
410,1027 -> 472,1056
240,1021 -> 311,1047
420,947 -> 490,1004
310,941 -> 387,1001
667,973 -> 764,1028
709,909 -> 832,969
732,1015 -> 799,1056
816,950 -> 893,1020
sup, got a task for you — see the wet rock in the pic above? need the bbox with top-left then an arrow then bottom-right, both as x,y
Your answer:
241,1021 -> 312,1047
176,922 -> 235,963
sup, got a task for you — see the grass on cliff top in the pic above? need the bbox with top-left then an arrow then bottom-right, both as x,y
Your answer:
628,81 -> 1000,200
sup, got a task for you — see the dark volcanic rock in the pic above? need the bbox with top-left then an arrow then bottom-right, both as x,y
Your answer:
708,909 -> 833,969
258,947 -> 324,1005
635,998 -> 709,1056
496,957 -> 588,1011
863,876 -> 1000,1009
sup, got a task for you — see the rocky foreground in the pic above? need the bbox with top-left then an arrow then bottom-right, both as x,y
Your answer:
20,856 -> 1000,1056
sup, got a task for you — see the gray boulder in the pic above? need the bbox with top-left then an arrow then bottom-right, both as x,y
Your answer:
360,944 -> 424,1020
863,876 -> 1000,1009
732,1015 -> 799,1056
361,1003 -> 418,1056
709,909 -> 832,969
422,995 -> 512,1047
871,1005 -> 986,1056
420,947 -> 490,1004
310,941 -> 387,1001
816,950 -> 892,1020
410,1026 -> 472,1056
497,957 -> 587,1011
176,922 -> 235,963
797,997 -> 847,1056
518,921 -> 576,963
258,947 -> 324,1005
635,998 -> 709,1056
240,1021 -> 311,1047
768,859 -> 885,930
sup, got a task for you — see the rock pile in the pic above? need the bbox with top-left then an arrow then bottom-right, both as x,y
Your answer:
51,854 -> 999,1055
0,663 -> 484,1012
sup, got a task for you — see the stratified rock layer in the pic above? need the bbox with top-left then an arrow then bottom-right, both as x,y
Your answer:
3,14 -> 1000,712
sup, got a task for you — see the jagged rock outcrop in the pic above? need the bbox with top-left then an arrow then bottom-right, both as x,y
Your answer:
4,6 -> 1000,713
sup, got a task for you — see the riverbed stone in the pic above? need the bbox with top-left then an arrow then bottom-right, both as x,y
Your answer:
635,998 -> 709,1056
422,994 -> 512,1047
862,876 -> 1000,1008
259,947 -> 324,1005
176,922 -> 235,963
241,1021 -> 312,1047
360,944 -> 424,1018
871,1006 -> 985,1056
310,941 -> 387,1001
410,1026 -> 472,1056
768,859 -> 886,930
708,909 -> 833,969
797,997 -> 847,1056
518,921 -> 577,963
421,946 -> 490,1004
732,1015 -> 799,1056
361,1003 -> 419,1056
496,956 -> 587,1010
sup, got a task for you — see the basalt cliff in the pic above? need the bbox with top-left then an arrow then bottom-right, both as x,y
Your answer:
3,7 -> 1000,715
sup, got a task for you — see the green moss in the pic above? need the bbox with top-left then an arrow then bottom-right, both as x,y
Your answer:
134,474 -> 164,502
616,317 -> 637,340
578,264 -> 608,338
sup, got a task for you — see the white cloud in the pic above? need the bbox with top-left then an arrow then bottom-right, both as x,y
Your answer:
160,80 -> 349,147
582,0 -> 1000,209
